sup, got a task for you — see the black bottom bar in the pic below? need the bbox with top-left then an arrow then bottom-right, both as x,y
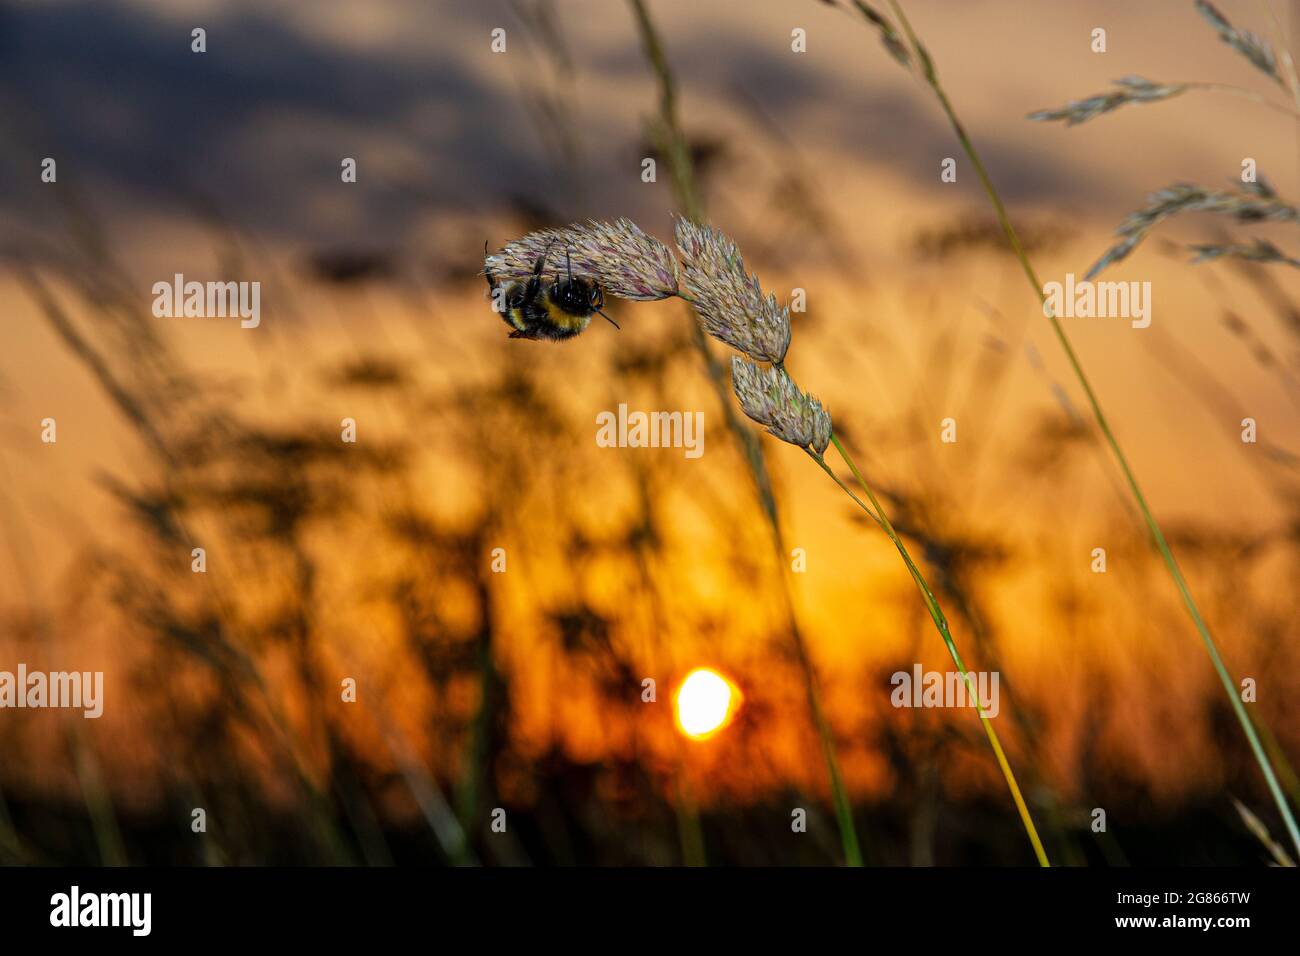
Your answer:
0,866 -> 1291,943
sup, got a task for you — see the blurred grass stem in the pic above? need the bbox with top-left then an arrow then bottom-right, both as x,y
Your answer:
631,0 -> 863,865
886,0 -> 1300,858
807,436 -> 1050,866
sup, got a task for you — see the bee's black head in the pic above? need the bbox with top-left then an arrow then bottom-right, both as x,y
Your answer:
554,275 -> 602,316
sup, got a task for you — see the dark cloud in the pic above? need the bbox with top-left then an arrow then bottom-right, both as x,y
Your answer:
0,0 -> 1109,264
0,0 -> 558,249
601,27 -> 1112,206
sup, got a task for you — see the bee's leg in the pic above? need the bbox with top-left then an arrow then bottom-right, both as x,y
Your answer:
521,242 -> 550,302
522,273 -> 541,305
532,242 -> 554,278
484,240 -> 497,290
514,281 -> 544,340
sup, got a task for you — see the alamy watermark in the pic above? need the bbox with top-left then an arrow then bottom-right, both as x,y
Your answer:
1043,272 -> 1151,329
596,403 -> 704,459
152,273 -> 260,328
0,664 -> 103,718
890,663 -> 999,718
50,886 -> 150,936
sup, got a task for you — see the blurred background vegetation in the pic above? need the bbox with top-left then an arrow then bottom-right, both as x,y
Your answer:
0,0 -> 1298,865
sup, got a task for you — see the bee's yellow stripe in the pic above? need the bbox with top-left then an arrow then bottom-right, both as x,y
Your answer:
544,298 -> 591,331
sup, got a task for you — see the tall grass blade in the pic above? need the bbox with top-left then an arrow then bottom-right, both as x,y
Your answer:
881,0 -> 1300,859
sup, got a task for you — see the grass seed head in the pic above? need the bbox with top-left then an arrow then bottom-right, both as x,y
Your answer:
1189,237 -> 1300,268
1027,76 -> 1188,126
674,218 -> 791,364
1087,182 -> 1300,277
1194,0 -> 1281,85
486,218 -> 680,300
730,356 -> 831,455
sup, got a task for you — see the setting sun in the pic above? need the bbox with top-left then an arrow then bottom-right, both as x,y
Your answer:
674,668 -> 740,740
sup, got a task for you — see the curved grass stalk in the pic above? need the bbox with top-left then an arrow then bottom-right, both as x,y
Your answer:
806,436 -> 1050,867
630,0 -> 863,865
492,213 -> 1047,862
1184,80 -> 1300,117
884,0 -> 1300,859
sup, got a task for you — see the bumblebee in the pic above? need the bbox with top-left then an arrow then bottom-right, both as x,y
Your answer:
485,242 -> 618,341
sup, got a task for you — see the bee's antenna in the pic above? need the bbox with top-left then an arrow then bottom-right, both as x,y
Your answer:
596,308 -> 620,330
565,246 -> 573,282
